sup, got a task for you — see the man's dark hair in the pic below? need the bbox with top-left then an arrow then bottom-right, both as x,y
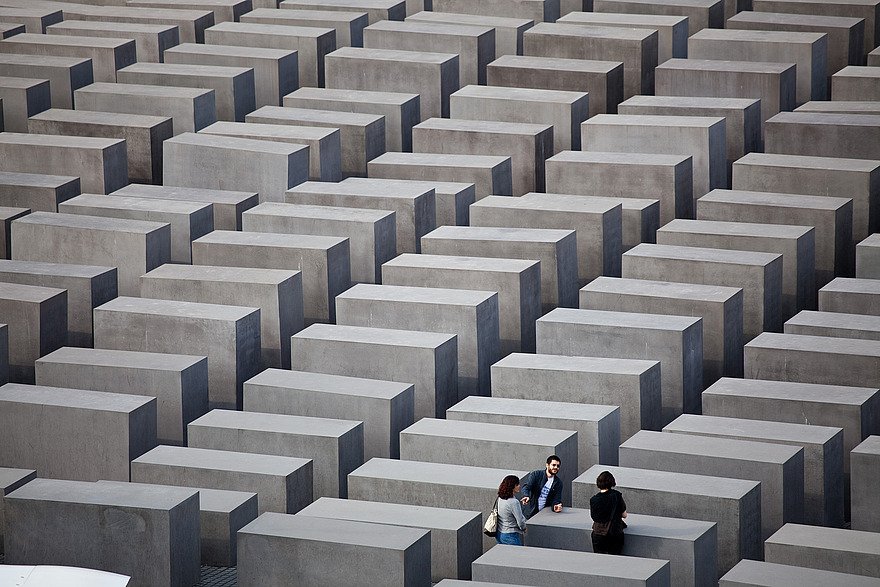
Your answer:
547,455 -> 561,465
596,470 -> 616,491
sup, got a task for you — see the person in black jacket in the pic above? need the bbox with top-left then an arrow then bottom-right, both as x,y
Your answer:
519,455 -> 563,519
590,470 -> 628,555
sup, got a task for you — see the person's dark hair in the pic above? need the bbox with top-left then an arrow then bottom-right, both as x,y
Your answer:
596,470 -> 616,491
546,455 -> 561,465
498,475 -> 520,499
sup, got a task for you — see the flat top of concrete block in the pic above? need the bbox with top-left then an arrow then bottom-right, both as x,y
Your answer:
191,408 -> 361,437
491,54 -> 623,73
48,20 -> 177,33
168,132 -> 309,156
624,430 -> 802,463
342,176 -> 472,195
835,65 -> 880,79
0,382 -> 154,413
38,346 -> 206,371
475,544 -> 669,578
859,234 -> 880,246
253,8 -> 369,22
454,84 -> 587,104
0,7 -> 62,17
766,523 -> 880,553
620,95 -> 760,110
0,53 -> 92,68
853,435 -> 880,454
245,201 -> 392,223
529,21 -> 657,41
286,86 -> 418,105
0,207 -> 29,220
144,263 -> 299,286
194,229 -> 347,250
208,20 -> 335,37
424,225 -> 574,243
701,188 -> 851,210
587,113 -> 725,128
477,194 -> 618,215
659,58 -> 795,74
32,107 -> 172,128
290,179 -> 433,200
295,323 -> 456,349
799,100 -> 880,113
251,105 -> 383,125
113,184 -> 258,204
529,506 -> 715,540
5,32 -> 134,48
728,11 -> 864,27
0,468 -> 36,493
661,218 -> 813,239
590,0 -> 720,6
435,582 -> 515,587
0,259 -> 114,279
585,276 -> 741,302
40,4 -> 213,19
416,116 -> 552,135
66,193 -> 208,214
366,19 -> 493,36
6,478 -> 197,509
329,45 -> 457,63
404,417 -> 577,446
494,352 -> 659,374
721,560 -> 880,587
768,111 -> 880,127
691,28 -> 825,43
97,295 -> 258,321
76,81 -> 213,100
821,277 -> 880,294
96,480 -> 257,514
548,150 -> 691,166
0,76 -> 48,89
449,395 -> 618,422
385,253 -> 537,274
0,170 -> 79,188
369,152 -> 510,168
300,496 -> 479,529
0,132 -> 124,150
747,331 -> 880,357
0,280 -> 65,302
626,242 -> 782,266
560,11 -> 687,25
665,414 -> 842,444
578,464 -> 760,499
242,511 -> 429,548
736,152 -> 880,175
786,310 -> 880,332
350,457 -> 527,488
247,368 -> 413,399
120,62 -> 252,78
134,445 -> 311,475
284,0 -> 405,7
540,307 -> 701,331
408,10 -> 533,28
339,283 -> 496,307
166,42 -> 295,59
704,377 -> 879,406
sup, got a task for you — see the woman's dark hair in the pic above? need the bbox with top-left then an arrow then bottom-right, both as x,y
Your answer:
596,470 -> 616,491
498,475 -> 520,499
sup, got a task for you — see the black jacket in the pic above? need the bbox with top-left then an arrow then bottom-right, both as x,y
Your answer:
520,468 -> 563,519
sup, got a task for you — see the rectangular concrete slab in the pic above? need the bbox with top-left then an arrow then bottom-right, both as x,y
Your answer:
819,276 -> 880,315
406,10 -> 533,61
243,8 -> 368,48
851,436 -> 880,533
0,32 -> 136,83
0,52 -> 92,108
47,19 -> 180,64
558,11 -> 687,63
112,183 -> 258,231
785,309 -> 880,341
764,112 -> 880,161
367,151 -> 512,200
719,559 -> 880,587
0,467 -> 35,555
764,523 -> 880,578
0,171 -> 78,213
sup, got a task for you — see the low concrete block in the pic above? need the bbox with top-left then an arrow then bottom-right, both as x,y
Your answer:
819,277 -> 880,316
857,234 -> 880,279
112,183 -> 258,231
0,8 -> 61,34
720,559 -> 880,587
765,112 -> 880,161
406,10 -> 533,62
280,0 -> 406,25
0,53 -> 92,109
765,524 -> 880,578
0,171 -> 79,213
0,76 -> 50,133
0,467 -> 35,555
785,309 -> 880,341
558,11 -> 687,63
594,0 -> 723,32
0,207 -> 28,260
851,436 -> 880,533
833,66 -> 880,101
433,0 -> 557,23
47,19 -> 179,64
0,33 -> 136,83
367,151 -> 512,200
126,0 -> 250,24
243,7 -> 368,48
0,282 -> 65,383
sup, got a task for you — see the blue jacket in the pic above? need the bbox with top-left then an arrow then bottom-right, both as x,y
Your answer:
520,468 -> 563,519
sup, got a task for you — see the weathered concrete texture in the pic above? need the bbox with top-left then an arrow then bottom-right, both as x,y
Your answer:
0,467 -> 35,554
291,323 -> 457,420
382,253 -> 540,354
281,0 -> 406,25
325,46 -> 458,119
621,430 -> 804,541
165,43 -> 298,109
0,76 -> 50,133
537,308 -> 702,426
796,100 -> 880,115
0,8 -> 62,34
0,33 -> 136,83
73,82 -> 216,135
112,183 -> 259,232
0,325 -> 6,385
141,263 -> 304,369
0,172 -> 78,213
472,544 -> 671,586
819,277 -> 880,316
284,86 -> 418,153
582,276 -> 744,384
242,201 -> 393,284
164,132 -> 308,203
127,0 -> 251,24
857,233 -> 880,279
559,12 -> 686,64
191,229 -> 349,325
368,151 -> 512,200
237,512 -> 431,587
785,310 -> 880,341
93,296 -> 261,411
0,207 -> 28,259
132,445 -> 313,515
299,497 -> 481,582
0,133 -> 127,195
871,45 -> 880,64
525,507 -> 717,587
243,7 -> 368,48
244,369 -> 413,460
524,22 -> 658,98
574,464 -> 761,575
765,112 -> 880,161
336,283 -> 499,399
432,0 -> 558,21
664,414 -> 845,528
4,478 -> 200,587
46,19 -> 179,64
594,0 -> 723,32
0,383 -> 156,482
851,436 -> 880,533
0,53 -> 92,109
421,225 -> 578,312
188,409 -> 362,499
765,523 -> 880,578
11,211 -> 168,297
720,560 -> 880,586
35,347 -> 208,447
0,23 -> 23,39
406,10 -> 533,60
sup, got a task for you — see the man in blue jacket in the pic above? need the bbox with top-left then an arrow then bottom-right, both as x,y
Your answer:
520,455 -> 563,519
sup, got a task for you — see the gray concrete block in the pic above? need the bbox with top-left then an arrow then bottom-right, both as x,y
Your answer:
280,0 -> 406,25
0,8 -> 61,34
594,0 -> 723,32
47,19 -> 179,64
164,132 -> 308,203
796,100 -> 880,115
341,175 -> 467,231
492,352 -> 661,440
244,368 -> 414,460
132,444 -> 313,514
368,151 -> 512,200
558,11 -> 687,63
0,206 -> 28,260
834,65 -> 880,101
765,524 -> 880,578
191,230 -> 349,325
0,76 -> 49,133
433,0 -> 559,22
0,52 -> 91,109
0,32 -> 136,83
785,309 -> 880,341
237,512 -> 431,587
765,112 -> 880,161
291,323 -> 457,420
0,281 -> 65,383
819,277 -> 880,316
0,467 -> 35,555
421,225 -> 577,312
871,45 -> 880,65
0,23 -> 25,39
336,283 -> 499,399
127,0 -> 251,24
857,234 -> 880,279
35,347 -> 208,447
574,464 -> 761,575
4,478 -> 199,587
851,435 -> 880,533
720,559 -> 880,587
93,296 -> 261,410
0,171 -> 79,213
0,383 -> 156,481
244,7 -> 368,47
112,183 -> 258,231
406,10 -> 533,59
382,253 -> 540,354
